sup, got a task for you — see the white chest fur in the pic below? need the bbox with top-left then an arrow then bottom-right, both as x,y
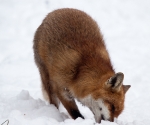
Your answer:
79,95 -> 110,122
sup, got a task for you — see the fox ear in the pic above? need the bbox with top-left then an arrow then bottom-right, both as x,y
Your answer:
106,72 -> 124,92
123,85 -> 131,93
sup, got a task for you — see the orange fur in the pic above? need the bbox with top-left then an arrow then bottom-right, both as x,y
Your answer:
33,8 -> 130,123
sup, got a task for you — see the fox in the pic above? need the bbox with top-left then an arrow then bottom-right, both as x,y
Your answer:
33,8 -> 131,123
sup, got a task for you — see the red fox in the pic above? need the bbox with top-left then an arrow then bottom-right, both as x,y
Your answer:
33,8 -> 130,123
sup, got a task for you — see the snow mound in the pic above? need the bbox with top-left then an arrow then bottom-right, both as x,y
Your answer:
0,90 -> 64,124
1,90 -> 150,125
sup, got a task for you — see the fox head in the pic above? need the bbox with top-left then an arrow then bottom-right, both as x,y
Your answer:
80,72 -> 130,123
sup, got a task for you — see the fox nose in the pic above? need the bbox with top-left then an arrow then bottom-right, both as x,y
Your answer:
98,115 -> 114,123
101,115 -> 105,120
95,115 -> 112,123
97,115 -> 105,123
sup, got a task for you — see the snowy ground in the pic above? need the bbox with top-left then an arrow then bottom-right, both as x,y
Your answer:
0,0 -> 150,125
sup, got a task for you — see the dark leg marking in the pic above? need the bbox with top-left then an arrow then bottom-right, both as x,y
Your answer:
71,109 -> 84,119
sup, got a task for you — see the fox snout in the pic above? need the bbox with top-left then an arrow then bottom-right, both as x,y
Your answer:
94,110 -> 111,123
95,115 -> 113,123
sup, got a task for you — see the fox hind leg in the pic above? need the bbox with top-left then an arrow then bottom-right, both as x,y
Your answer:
37,61 -> 60,108
42,81 -> 59,108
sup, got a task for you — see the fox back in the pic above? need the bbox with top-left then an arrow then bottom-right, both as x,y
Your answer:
33,8 -> 130,123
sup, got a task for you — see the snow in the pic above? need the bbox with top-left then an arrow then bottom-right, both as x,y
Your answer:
0,0 -> 150,125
